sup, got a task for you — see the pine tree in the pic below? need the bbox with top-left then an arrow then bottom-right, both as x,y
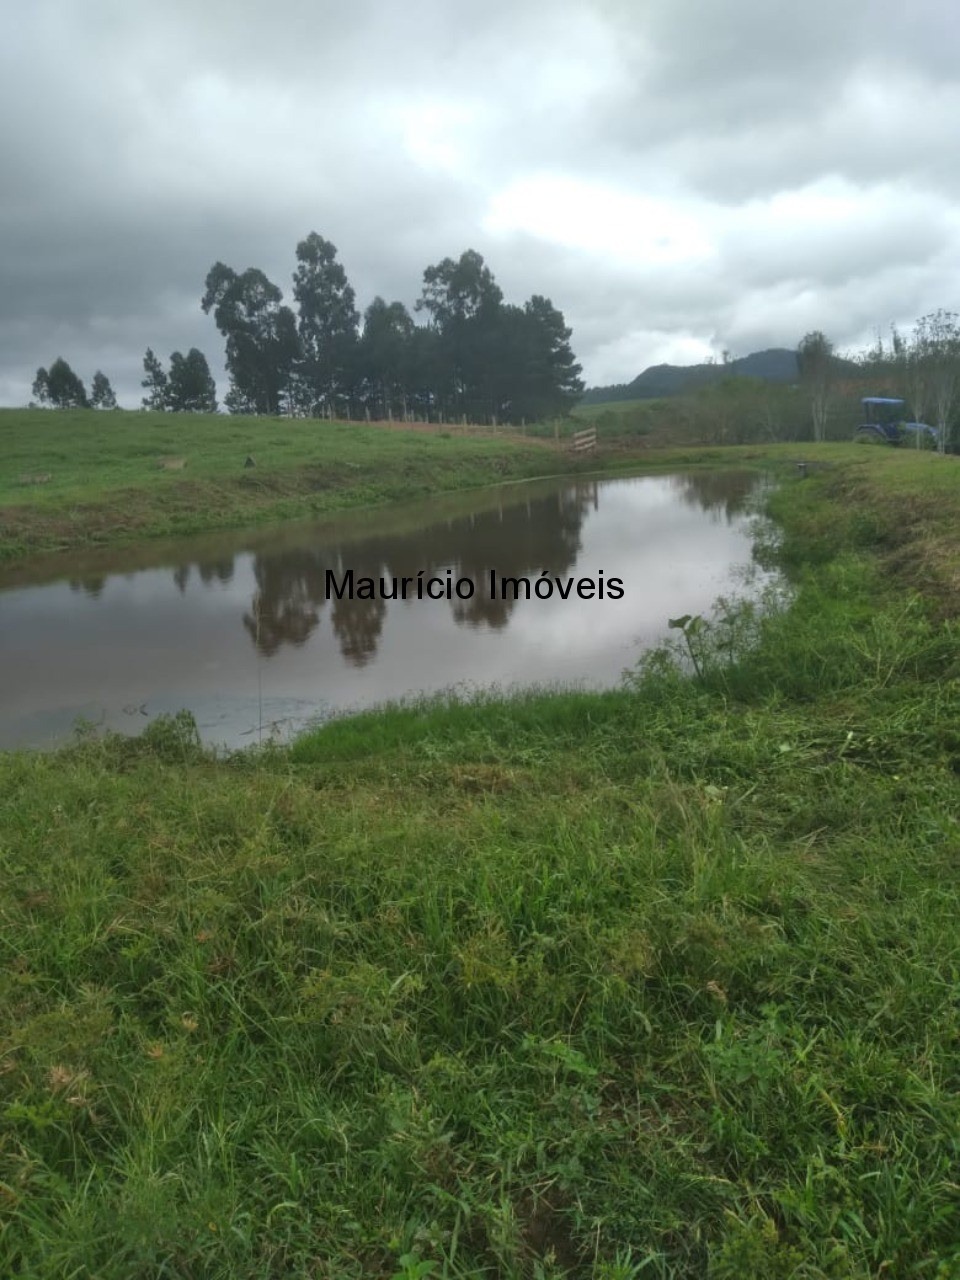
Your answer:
141,348 -> 169,410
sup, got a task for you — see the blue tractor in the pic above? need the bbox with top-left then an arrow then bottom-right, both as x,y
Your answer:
855,397 -> 938,446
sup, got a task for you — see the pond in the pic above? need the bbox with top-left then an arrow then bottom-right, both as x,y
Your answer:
0,471 -> 771,750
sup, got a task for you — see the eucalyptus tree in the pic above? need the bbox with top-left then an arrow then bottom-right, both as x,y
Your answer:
359,297 -> 416,419
167,348 -> 219,413
202,263 -> 299,415
32,358 -> 89,408
31,367 -> 50,405
406,324 -> 444,421
90,371 -> 118,409
417,249 -> 504,329
886,324 -> 931,427
417,249 -> 504,420
797,330 -> 836,441
291,233 -> 359,416
914,310 -> 959,454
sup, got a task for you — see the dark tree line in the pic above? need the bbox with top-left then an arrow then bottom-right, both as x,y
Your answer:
201,235 -> 583,423
141,347 -> 218,412
30,349 -> 219,413
29,237 -> 581,423
32,360 -> 117,409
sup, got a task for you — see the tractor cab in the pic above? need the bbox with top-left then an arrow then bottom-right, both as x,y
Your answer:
857,397 -> 904,444
856,398 -> 938,446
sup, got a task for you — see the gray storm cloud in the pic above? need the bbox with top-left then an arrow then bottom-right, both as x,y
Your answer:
2,0 -> 958,405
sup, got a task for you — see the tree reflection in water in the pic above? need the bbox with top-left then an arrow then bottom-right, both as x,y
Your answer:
241,550 -> 325,655
68,575 -> 107,599
667,470 -> 759,523
237,480 -> 597,666
163,473 -> 759,669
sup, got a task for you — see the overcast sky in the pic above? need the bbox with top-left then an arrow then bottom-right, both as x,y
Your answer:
3,0 -> 959,407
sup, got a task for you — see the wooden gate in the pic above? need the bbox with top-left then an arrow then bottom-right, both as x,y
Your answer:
570,426 -> 597,454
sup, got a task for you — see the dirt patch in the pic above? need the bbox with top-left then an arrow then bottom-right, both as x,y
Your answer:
456,1186 -> 585,1278
516,1188 -> 584,1275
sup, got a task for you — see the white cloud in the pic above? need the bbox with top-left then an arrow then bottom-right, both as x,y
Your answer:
484,176 -> 716,268
1,0 -> 958,402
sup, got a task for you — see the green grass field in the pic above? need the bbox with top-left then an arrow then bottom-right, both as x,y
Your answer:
566,398 -> 681,448
0,409 -> 575,562
571,398 -> 655,418
0,404 -> 837,566
1,448 -> 959,1276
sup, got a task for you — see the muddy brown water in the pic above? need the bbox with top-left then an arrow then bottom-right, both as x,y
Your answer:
0,471 -> 771,750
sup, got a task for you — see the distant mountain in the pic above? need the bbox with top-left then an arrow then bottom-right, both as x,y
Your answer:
581,347 -> 804,405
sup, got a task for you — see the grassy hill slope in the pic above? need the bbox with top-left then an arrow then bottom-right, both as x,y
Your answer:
0,409 -> 567,563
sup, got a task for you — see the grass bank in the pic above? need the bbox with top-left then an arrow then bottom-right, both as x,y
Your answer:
0,409 -> 577,562
0,401 -> 884,568
1,451 -> 959,1277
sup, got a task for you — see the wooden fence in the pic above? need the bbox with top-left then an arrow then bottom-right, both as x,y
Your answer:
570,425 -> 597,454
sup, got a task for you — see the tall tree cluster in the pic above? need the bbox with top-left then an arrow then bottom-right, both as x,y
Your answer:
854,309 -> 960,454
141,347 -> 218,412
201,237 -> 583,423
32,359 -> 117,409
200,267 -> 297,415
